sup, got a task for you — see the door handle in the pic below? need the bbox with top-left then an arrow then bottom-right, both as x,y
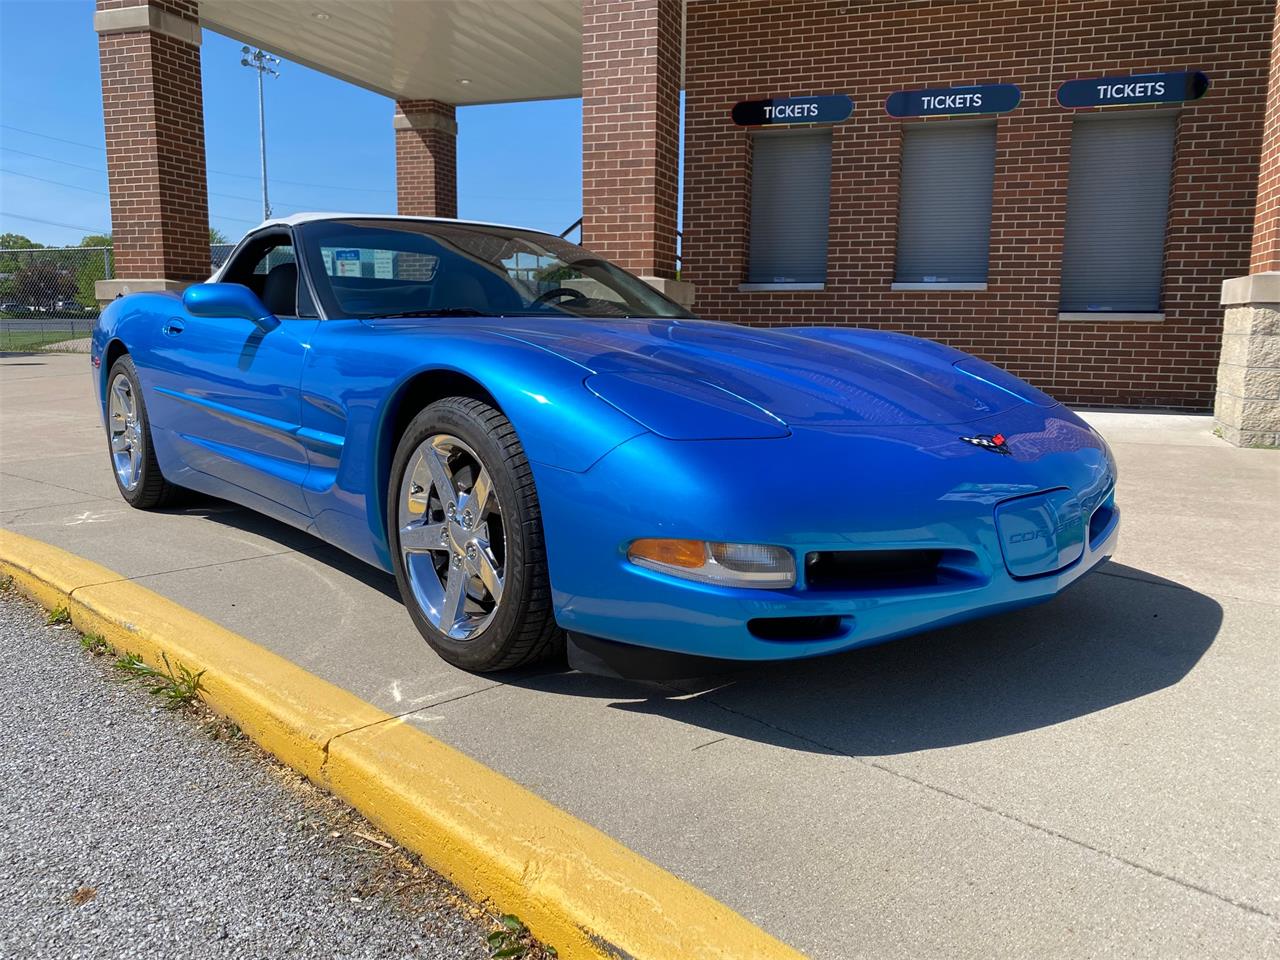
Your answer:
163,319 -> 185,336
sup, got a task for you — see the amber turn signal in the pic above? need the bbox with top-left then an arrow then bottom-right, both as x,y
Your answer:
627,539 -> 796,589
627,538 -> 707,568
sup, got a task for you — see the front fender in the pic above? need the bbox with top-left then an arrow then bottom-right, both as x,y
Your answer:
300,320 -> 647,569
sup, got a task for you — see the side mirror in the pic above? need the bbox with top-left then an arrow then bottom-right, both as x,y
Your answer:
182,283 -> 276,327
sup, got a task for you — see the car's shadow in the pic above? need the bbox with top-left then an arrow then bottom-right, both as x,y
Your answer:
160,497 -> 403,602
502,562 -> 1222,756
174,494 -> 1221,756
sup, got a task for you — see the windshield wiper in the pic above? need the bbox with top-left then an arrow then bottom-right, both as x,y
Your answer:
370,308 -> 486,318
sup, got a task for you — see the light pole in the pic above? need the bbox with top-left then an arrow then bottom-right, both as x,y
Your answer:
240,47 -> 280,221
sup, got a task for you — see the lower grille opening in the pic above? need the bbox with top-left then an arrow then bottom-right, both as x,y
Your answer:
804,548 -> 981,592
748,615 -> 849,642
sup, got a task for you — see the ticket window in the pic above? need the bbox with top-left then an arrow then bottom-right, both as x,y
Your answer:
894,120 -> 997,289
1060,112 -> 1176,316
743,129 -> 832,289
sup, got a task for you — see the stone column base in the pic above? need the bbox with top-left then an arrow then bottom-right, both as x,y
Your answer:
1216,274 -> 1280,447
95,278 -> 194,304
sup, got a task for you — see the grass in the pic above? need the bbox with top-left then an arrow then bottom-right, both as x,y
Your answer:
0,330 -> 86,352
113,650 -> 206,710
79,632 -> 112,656
45,605 -> 71,625
486,914 -> 555,959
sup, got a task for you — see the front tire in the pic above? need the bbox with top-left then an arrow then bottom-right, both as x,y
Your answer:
105,355 -> 177,509
388,397 -> 563,672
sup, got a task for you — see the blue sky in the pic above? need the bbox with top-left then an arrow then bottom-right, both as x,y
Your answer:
0,0 -> 584,247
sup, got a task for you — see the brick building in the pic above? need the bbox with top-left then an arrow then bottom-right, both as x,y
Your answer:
94,0 -> 1280,445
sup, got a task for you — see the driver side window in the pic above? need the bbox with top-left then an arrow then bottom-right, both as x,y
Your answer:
221,234 -> 299,318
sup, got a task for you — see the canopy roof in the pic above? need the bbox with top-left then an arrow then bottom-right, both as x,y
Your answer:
199,0 -> 583,105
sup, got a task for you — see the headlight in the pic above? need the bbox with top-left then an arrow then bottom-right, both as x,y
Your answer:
627,539 -> 796,589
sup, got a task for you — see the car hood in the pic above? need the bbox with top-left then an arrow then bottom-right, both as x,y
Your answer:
481,316 -> 1054,438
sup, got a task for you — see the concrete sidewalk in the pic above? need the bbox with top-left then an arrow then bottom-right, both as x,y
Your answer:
2,352 -> 1278,959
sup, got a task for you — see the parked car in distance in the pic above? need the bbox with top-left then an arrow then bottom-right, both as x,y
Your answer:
91,214 -> 1119,677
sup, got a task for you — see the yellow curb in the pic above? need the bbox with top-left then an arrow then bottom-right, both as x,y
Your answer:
0,529 -> 385,782
0,529 -> 809,960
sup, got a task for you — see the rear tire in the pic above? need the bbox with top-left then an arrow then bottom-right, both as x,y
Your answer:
388,397 -> 563,672
105,355 -> 178,510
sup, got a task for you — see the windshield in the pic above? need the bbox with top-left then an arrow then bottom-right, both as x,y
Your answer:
299,218 -> 695,321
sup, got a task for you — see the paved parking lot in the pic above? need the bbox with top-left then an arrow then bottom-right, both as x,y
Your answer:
2,352 -> 1277,959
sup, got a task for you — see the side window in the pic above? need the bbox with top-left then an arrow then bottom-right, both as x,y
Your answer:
1060,112 -> 1176,314
252,244 -> 296,276
746,129 -> 832,287
220,235 -> 299,318
895,120 -> 996,286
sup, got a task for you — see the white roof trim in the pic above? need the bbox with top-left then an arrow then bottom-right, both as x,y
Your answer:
256,212 -> 542,234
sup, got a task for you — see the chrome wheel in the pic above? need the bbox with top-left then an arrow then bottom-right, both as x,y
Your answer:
397,434 -> 505,640
108,372 -> 142,491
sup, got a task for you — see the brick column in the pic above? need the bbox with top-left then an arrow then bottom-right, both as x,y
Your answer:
395,100 -> 457,219
1215,6 -> 1280,447
582,0 -> 692,306
94,0 -> 209,300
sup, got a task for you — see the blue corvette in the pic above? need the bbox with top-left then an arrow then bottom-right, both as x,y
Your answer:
92,214 -> 1118,676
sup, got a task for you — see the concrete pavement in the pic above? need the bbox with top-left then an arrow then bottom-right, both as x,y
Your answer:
2,352 -> 1278,959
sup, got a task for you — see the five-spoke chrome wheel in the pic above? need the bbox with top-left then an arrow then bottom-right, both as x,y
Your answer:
108,371 -> 143,491
397,434 -> 506,641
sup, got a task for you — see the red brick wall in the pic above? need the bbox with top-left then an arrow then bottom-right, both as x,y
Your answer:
1250,8 -> 1280,272
97,0 -> 209,281
582,0 -> 682,278
683,0 -> 1274,409
395,100 -> 458,219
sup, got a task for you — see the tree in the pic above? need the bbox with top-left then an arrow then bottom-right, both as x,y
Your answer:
0,233 -> 41,250
0,234 -> 42,296
78,233 -> 113,248
209,226 -> 229,245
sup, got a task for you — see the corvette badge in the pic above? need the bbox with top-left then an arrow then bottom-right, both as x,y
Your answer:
960,433 -> 1011,455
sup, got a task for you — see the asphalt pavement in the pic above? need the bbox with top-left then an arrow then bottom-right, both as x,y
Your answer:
0,592 -> 497,960
2,352 -> 1278,959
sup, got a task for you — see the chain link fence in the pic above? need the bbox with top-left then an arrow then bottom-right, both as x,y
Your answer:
0,245 -> 110,352
0,244 -> 237,353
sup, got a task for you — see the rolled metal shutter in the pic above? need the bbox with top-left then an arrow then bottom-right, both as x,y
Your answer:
1060,112 -> 1176,313
894,120 -> 996,284
748,130 -> 831,284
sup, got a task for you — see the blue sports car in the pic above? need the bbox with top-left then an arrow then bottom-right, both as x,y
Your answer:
92,214 -> 1118,676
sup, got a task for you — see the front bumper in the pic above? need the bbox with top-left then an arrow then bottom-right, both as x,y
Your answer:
536,405 -> 1119,662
